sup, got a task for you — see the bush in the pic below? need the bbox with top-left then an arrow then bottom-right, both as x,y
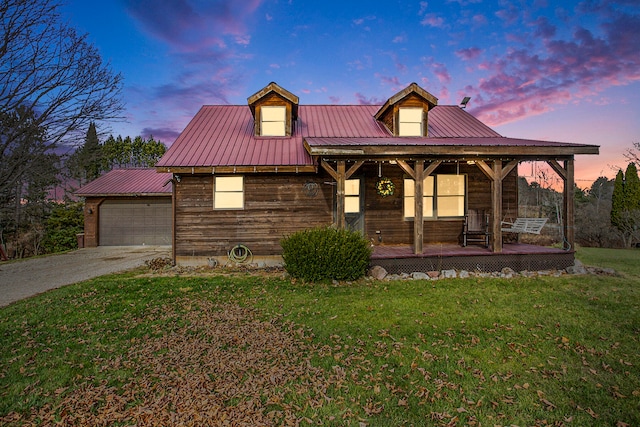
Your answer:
281,226 -> 372,282
42,202 -> 84,253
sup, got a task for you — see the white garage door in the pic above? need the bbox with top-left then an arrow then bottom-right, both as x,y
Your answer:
99,198 -> 171,246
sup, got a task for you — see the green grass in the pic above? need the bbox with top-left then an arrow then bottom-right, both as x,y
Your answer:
1,249 -> 639,426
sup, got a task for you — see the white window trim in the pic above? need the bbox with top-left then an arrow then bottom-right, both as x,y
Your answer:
404,174 -> 466,219
214,176 -> 244,210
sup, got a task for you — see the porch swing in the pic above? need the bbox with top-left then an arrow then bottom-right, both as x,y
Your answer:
500,162 -> 548,235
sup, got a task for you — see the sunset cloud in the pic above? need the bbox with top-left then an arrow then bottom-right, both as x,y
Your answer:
469,8 -> 640,126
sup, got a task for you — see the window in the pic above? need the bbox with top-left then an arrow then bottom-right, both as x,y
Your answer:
404,174 -> 465,218
214,176 -> 244,209
345,179 -> 360,213
399,107 -> 423,136
436,175 -> 465,217
261,106 -> 286,136
404,176 -> 434,217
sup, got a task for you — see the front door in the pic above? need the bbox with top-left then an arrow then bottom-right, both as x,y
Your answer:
344,177 -> 364,234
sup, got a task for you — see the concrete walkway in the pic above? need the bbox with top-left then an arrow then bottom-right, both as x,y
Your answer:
0,246 -> 171,307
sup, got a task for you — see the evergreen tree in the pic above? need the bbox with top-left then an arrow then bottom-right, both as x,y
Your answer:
67,122 -> 103,185
611,169 -> 624,229
101,135 -> 166,170
624,163 -> 640,211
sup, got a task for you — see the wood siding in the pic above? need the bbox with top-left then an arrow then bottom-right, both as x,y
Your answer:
174,161 -> 517,258
359,162 -> 516,246
174,174 -> 333,257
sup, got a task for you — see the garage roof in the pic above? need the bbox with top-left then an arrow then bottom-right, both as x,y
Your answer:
76,169 -> 172,197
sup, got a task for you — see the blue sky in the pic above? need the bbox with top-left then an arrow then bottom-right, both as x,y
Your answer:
61,0 -> 640,186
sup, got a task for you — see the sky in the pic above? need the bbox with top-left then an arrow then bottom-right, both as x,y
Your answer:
60,0 -> 640,188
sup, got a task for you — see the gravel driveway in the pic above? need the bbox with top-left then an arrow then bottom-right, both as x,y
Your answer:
0,246 -> 170,307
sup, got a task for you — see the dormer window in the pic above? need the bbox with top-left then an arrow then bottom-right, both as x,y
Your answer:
399,108 -> 423,136
261,106 -> 286,136
374,83 -> 438,137
248,82 -> 299,137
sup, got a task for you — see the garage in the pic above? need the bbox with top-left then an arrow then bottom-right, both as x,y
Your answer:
76,169 -> 173,247
99,198 -> 171,246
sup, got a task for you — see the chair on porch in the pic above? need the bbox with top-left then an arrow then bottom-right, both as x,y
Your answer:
463,209 -> 490,247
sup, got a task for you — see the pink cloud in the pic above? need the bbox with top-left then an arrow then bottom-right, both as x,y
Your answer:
469,10 -> 640,126
420,14 -> 445,28
455,47 -> 483,61
354,93 -> 385,105
432,62 -> 451,84
124,0 -> 262,50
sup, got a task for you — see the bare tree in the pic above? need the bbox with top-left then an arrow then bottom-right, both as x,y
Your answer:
0,0 -> 124,199
624,142 -> 640,165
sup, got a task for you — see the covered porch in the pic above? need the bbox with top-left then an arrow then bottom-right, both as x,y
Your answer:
370,243 -> 574,274
306,138 -> 598,272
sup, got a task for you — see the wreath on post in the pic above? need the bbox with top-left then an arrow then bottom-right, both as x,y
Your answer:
375,177 -> 395,197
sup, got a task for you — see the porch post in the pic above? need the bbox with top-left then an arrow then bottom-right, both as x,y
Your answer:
492,159 -> 503,253
564,159 -> 575,250
548,158 -> 575,250
336,160 -> 346,229
414,160 -> 424,254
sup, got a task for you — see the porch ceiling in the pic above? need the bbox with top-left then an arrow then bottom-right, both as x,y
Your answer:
304,137 -> 599,158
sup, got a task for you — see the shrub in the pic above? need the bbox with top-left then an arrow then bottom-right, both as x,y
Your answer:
281,226 -> 372,282
42,202 -> 84,253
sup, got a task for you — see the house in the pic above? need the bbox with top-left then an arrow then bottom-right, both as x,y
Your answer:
156,82 -> 598,271
76,169 -> 172,246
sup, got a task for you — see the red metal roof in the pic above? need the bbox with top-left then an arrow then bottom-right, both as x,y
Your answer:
75,169 -> 172,197
157,103 -> 595,168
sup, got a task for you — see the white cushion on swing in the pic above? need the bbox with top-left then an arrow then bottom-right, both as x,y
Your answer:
501,218 -> 548,234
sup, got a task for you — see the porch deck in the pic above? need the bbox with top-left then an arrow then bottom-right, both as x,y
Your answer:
370,243 -> 574,274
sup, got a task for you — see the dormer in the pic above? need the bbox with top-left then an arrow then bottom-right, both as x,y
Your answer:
374,83 -> 438,137
247,82 -> 299,137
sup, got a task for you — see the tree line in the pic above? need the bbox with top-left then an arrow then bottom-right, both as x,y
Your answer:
66,122 -> 167,187
0,0 -> 166,258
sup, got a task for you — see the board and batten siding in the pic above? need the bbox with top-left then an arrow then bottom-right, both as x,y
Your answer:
174,174 -> 333,258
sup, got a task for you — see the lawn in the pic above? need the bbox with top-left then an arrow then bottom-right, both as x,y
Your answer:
1,248 -> 638,426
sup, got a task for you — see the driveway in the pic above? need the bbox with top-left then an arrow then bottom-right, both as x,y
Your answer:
0,246 -> 171,307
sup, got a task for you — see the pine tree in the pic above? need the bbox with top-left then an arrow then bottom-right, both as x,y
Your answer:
624,163 -> 640,211
610,169 -> 624,229
67,122 -> 103,185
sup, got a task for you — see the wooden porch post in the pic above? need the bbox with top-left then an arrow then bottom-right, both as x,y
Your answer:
414,160 -> 424,254
336,160 -> 346,229
476,159 -> 518,253
548,158 -> 575,250
320,160 -> 364,229
564,159 -> 575,250
491,160 -> 503,253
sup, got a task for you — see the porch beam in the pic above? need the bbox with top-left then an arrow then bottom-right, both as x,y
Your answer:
320,159 -> 339,181
475,160 -> 495,180
546,159 -> 567,181
397,159 -> 442,180
501,160 -> 520,180
491,160 -> 503,253
345,160 -> 365,179
424,160 -> 442,177
396,160 -> 416,180
414,160 -> 424,254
